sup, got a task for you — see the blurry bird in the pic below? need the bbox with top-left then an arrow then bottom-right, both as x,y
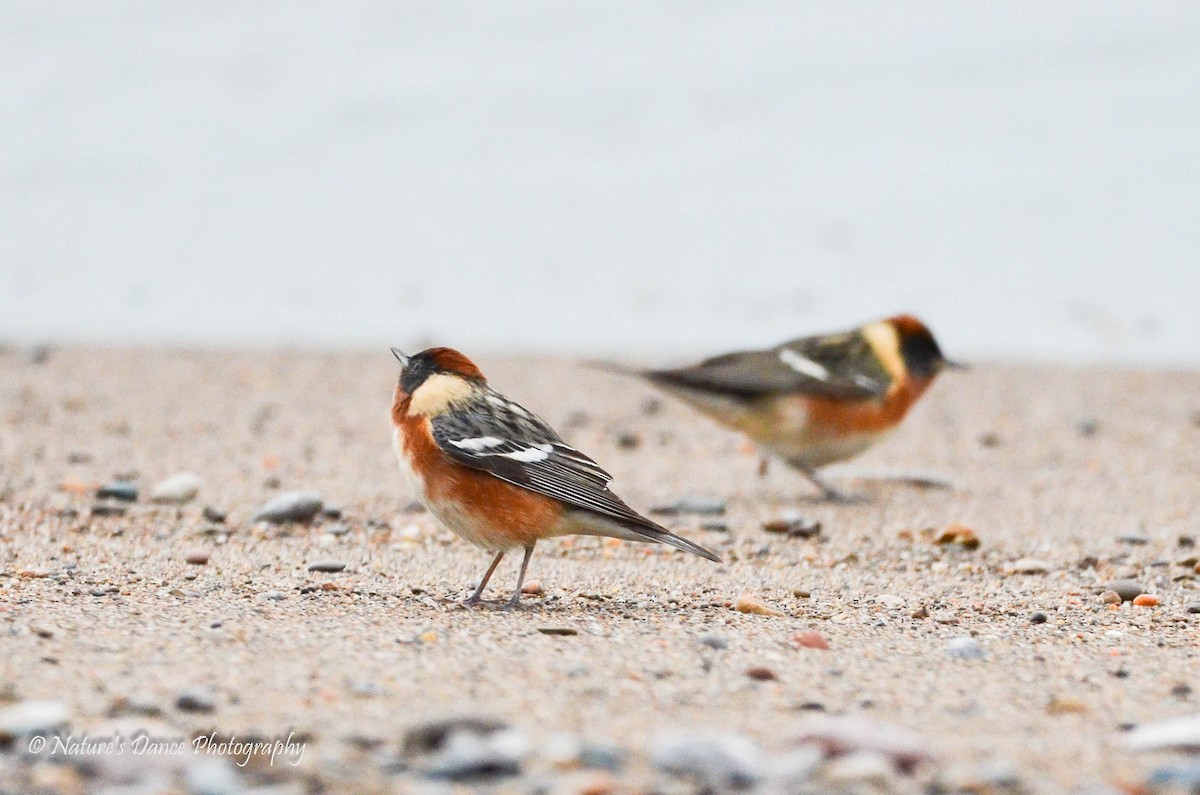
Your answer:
615,315 -> 964,501
390,346 -> 720,607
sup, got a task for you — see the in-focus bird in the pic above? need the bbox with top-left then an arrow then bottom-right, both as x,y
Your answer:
621,315 -> 963,501
390,347 -> 720,607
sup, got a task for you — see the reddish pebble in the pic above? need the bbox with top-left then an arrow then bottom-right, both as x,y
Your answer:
745,666 -> 778,681
520,580 -> 544,596
184,550 -> 210,566
1132,594 -> 1159,607
792,631 -> 831,650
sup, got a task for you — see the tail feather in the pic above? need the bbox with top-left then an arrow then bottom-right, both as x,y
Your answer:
568,509 -> 721,563
619,520 -> 722,563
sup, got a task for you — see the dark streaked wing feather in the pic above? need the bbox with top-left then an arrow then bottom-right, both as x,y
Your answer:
645,331 -> 891,400
430,391 -> 661,532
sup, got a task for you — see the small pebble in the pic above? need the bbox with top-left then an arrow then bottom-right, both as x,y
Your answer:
1132,594 -> 1159,607
253,491 -> 324,523
1104,580 -> 1147,602
421,728 -> 528,780
96,481 -> 138,502
1185,602 -> 1200,614
1126,713 -> 1200,752
184,550 -> 210,566
184,759 -> 243,795
202,506 -> 227,523
175,689 -> 216,713
327,523 -> 351,536
935,524 -> 981,549
1117,534 -> 1150,546
538,627 -> 578,636
150,472 -> 202,504
258,590 -> 286,602
1075,418 -> 1100,437
520,580 -> 544,596
735,595 -> 785,617
615,431 -> 640,449
792,714 -> 929,773
697,634 -> 728,650
0,700 -> 70,738
745,666 -> 777,681
792,631 -> 830,650
762,514 -> 822,539
977,432 -> 1001,447
824,749 -> 894,783
1099,590 -> 1122,605
1031,611 -> 1048,624
307,561 -> 347,573
1010,558 -> 1051,574
91,503 -> 127,517
946,636 -> 985,660
651,732 -> 764,790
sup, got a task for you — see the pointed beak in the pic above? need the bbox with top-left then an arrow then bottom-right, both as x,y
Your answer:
941,358 -> 969,371
390,347 -> 410,367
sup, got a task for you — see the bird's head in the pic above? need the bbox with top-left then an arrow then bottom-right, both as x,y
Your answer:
884,315 -> 966,380
391,347 -> 486,419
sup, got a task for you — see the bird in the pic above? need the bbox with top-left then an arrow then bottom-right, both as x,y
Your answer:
389,346 -> 720,607
614,315 -> 963,501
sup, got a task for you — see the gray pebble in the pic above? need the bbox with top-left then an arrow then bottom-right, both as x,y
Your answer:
1126,713 -> 1200,752
578,741 -> 626,772
403,717 -> 508,756
0,700 -> 69,739
824,749 -> 895,783
185,758 -> 243,795
91,503 -> 127,517
202,506 -> 227,523
1147,761 -> 1200,790
97,482 -> 139,502
651,732 -> 764,790
946,636 -> 985,660
308,561 -> 347,573
1075,418 -> 1100,437
1104,579 -> 1147,602
697,633 -> 728,650
1116,534 -> 1149,546
421,729 -> 527,780
150,472 -> 202,504
258,591 -> 286,602
1010,558 -> 1051,574
650,496 -> 727,516
763,513 -> 822,539
253,491 -> 324,523
175,689 -> 216,714
1031,611 -> 1048,624
1185,602 -> 1200,614
537,627 -> 578,636
327,523 -> 350,536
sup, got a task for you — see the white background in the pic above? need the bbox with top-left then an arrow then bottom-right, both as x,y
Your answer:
3,2 -> 1198,363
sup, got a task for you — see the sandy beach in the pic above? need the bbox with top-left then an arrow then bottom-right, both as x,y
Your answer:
0,346 -> 1198,794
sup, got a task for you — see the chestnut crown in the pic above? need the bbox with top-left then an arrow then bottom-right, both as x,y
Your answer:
391,347 -> 485,393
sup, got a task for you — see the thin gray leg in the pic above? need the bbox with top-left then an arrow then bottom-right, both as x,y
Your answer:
464,551 -> 505,606
506,544 -> 536,608
791,461 -> 855,502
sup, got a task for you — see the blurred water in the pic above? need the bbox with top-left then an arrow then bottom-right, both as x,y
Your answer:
2,2 -> 1198,364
